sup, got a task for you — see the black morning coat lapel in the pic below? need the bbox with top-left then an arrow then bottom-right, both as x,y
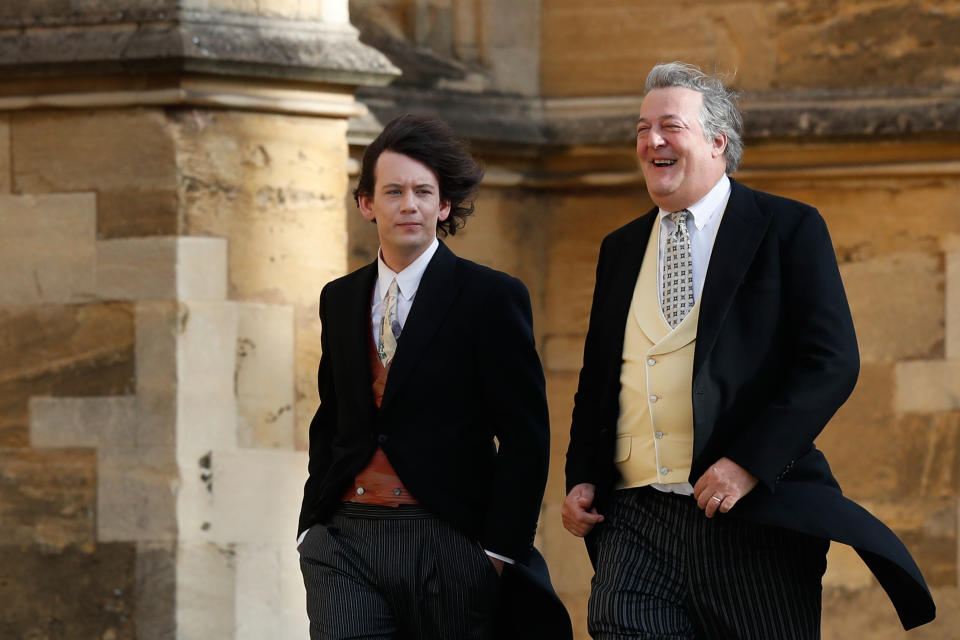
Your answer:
341,261 -> 379,420
602,214 -> 657,367
691,180 -> 772,449
378,241 -> 460,413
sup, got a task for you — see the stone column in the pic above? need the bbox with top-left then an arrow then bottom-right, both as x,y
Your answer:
0,1 -> 396,638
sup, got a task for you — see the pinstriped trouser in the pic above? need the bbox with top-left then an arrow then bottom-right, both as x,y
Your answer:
586,487 -> 828,640
299,503 -> 500,640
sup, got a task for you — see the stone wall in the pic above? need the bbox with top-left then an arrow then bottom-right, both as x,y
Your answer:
0,0 -> 396,637
2,0 -> 958,637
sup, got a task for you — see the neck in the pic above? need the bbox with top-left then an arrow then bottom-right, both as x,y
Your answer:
380,244 -> 429,273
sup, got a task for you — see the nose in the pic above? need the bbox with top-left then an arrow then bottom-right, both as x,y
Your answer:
649,129 -> 666,148
400,189 -> 417,212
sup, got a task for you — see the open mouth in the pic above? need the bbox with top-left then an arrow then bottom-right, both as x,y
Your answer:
652,159 -> 676,167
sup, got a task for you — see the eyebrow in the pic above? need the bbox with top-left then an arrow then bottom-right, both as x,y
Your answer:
637,114 -> 683,124
381,182 -> 436,189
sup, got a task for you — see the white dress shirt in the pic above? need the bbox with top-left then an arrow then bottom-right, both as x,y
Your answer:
371,238 -> 440,343
650,174 -> 731,496
657,175 -> 732,308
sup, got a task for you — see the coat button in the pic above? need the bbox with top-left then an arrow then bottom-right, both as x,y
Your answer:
655,431 -> 663,439
378,434 -> 388,444
356,487 -> 365,496
393,488 -> 402,496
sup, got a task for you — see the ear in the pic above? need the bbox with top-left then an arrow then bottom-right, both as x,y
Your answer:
711,131 -> 728,159
358,194 -> 376,222
438,199 -> 451,222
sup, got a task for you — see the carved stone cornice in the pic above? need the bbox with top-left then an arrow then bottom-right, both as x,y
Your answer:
0,8 -> 399,94
355,85 -> 960,149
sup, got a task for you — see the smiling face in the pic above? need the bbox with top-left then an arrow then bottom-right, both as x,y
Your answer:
636,86 -> 728,212
358,150 -> 451,272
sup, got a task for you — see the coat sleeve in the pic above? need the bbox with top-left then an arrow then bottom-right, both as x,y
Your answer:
475,275 -> 550,561
722,209 -> 860,491
298,285 -> 339,536
565,235 -> 613,494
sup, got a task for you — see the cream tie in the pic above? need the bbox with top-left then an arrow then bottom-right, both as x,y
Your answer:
377,278 -> 402,367
662,210 -> 694,329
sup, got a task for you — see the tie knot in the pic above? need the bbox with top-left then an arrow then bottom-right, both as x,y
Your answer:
386,277 -> 400,298
669,209 -> 690,226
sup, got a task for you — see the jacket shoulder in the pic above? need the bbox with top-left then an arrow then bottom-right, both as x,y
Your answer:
738,183 -> 821,229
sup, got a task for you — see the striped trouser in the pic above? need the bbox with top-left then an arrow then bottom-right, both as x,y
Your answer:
299,503 -> 500,640
586,487 -> 828,640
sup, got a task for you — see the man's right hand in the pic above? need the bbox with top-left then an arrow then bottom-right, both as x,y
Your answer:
562,482 -> 604,537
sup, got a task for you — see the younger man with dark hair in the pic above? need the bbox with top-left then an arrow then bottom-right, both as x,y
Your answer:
298,114 -> 569,640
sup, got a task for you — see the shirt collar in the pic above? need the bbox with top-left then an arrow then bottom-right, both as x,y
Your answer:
376,238 -> 440,301
658,175 -> 731,230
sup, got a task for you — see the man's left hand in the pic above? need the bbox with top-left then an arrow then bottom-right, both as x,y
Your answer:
693,457 -> 758,517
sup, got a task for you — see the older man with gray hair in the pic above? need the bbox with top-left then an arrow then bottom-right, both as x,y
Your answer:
562,61 -> 935,638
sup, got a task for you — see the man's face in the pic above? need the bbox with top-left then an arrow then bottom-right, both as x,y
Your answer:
636,87 -> 727,212
358,150 -> 451,270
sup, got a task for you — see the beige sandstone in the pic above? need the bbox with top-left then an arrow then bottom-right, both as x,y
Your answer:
840,252 -> 944,363
0,115 -> 9,192
236,303 -> 296,449
11,109 -> 179,238
896,360 -> 960,414
0,193 -> 97,305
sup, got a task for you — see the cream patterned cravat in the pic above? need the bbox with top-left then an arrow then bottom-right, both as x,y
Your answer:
662,210 -> 695,329
377,278 -> 402,367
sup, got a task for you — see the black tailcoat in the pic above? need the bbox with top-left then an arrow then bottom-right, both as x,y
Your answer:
566,179 -> 935,630
299,241 -> 572,639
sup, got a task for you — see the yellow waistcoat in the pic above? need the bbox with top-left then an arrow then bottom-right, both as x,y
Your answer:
615,219 -> 700,488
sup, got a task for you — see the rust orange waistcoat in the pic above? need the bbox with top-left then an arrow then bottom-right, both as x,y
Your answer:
340,325 -> 418,505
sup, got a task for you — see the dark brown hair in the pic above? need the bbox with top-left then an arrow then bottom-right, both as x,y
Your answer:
354,114 -> 484,237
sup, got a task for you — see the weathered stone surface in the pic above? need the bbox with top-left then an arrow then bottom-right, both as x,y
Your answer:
754,178 -> 960,261
11,108 -> 179,238
817,363 -> 898,500
135,542 -> 177,640
775,1 -> 960,90
823,540 -> 874,589
946,242 -> 960,360
97,236 -> 228,301
176,541 -> 236,639
135,302 -> 178,448
0,542 -> 136,640
0,448 -> 96,549
210,449 -> 308,545
98,447 -> 178,542
894,412 -> 960,499
840,252 -> 943,363
177,301 -> 238,452
236,303 -> 296,450
30,396 -> 137,449
860,498 -> 957,588
0,115 -> 9,193
0,303 -> 135,447
824,585 -> 960,639
540,0 -> 778,97
545,190 -> 649,336
234,542 -> 310,639
178,236 -> 229,301
896,360 -> 960,414
172,109 -> 349,438
544,335 -> 585,373
0,193 -> 96,305
545,371 -> 579,506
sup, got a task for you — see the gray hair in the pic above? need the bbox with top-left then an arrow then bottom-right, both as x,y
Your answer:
644,62 -> 743,174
